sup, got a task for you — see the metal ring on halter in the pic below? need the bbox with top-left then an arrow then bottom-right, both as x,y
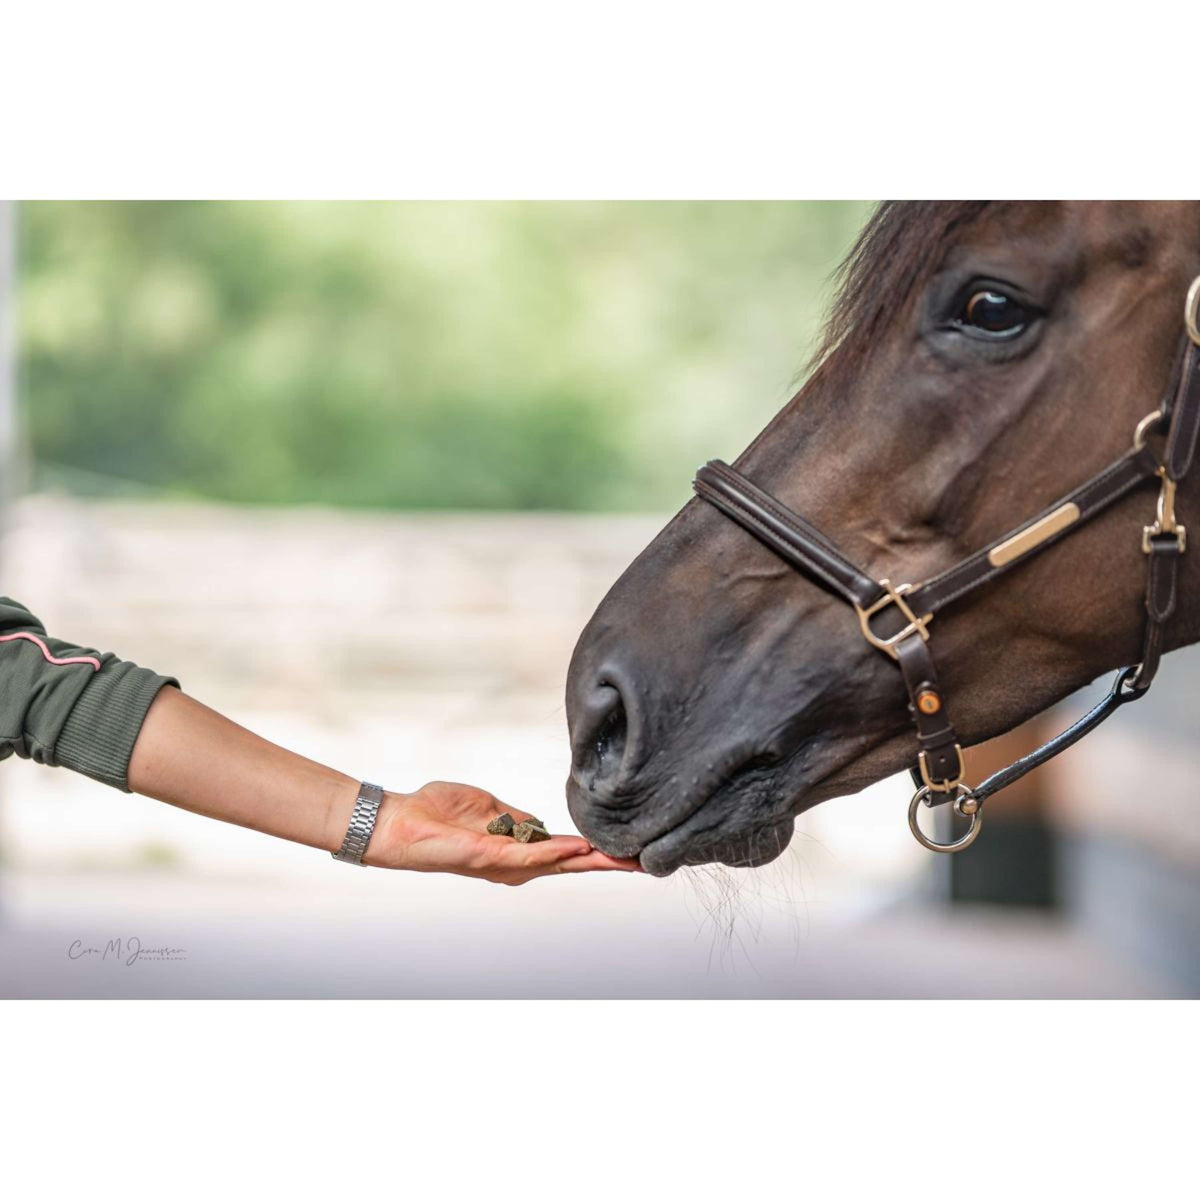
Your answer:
1186,276 -> 1200,347
1133,409 -> 1166,452
907,785 -> 982,853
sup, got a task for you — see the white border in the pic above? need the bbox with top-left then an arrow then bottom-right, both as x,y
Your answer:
3,1001 -> 1196,1197
2,5 -> 1198,197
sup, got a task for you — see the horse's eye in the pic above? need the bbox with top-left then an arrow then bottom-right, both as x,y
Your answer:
959,289 -> 1030,337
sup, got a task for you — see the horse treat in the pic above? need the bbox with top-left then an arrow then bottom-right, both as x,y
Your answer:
512,820 -> 550,843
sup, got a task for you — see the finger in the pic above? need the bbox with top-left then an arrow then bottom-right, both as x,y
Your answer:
486,833 -> 593,869
497,850 -> 643,885
552,851 -> 644,874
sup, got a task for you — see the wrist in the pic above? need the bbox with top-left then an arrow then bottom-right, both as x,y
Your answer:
361,791 -> 405,868
330,781 -> 389,865
323,776 -> 364,854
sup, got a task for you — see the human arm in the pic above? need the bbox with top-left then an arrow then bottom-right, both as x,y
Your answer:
128,686 -> 640,884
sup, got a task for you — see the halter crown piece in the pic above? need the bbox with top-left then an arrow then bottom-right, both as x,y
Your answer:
695,276 -> 1200,853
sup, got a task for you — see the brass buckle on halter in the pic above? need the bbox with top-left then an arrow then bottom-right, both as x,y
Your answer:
917,744 -> 966,793
1142,468 -> 1187,554
854,579 -> 932,661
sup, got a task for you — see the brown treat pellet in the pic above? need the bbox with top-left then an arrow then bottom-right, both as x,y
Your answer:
512,821 -> 551,843
486,813 -> 516,836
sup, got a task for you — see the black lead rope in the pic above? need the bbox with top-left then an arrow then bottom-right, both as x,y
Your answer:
919,664 -> 1148,807
694,278 -> 1200,853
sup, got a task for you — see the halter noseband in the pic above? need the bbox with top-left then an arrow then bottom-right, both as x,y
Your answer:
695,276 -> 1200,853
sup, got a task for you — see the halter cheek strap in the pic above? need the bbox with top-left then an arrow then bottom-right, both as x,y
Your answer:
694,277 -> 1200,854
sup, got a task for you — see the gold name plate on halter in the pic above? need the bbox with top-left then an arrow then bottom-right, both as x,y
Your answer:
987,502 -> 1081,568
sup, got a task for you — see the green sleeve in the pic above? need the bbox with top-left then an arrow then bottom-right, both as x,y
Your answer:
0,596 -> 179,791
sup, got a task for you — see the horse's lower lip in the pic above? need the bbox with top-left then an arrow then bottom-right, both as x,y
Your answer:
636,823 -> 696,876
635,803 -> 795,877
569,747 -> 825,873
632,739 -> 865,873
627,789 -> 727,876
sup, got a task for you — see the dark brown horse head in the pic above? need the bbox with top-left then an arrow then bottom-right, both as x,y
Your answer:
566,200 -> 1200,875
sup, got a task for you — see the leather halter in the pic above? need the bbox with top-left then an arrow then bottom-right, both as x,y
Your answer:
695,276 -> 1200,853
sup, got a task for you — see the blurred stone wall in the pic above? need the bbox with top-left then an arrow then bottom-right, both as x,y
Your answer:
4,493 -> 664,722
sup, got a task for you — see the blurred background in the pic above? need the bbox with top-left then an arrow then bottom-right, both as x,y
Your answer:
1,200 -> 1196,998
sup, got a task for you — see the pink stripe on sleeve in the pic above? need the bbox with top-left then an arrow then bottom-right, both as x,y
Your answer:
0,632 -> 102,672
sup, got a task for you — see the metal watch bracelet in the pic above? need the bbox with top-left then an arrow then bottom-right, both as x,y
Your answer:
332,781 -> 386,866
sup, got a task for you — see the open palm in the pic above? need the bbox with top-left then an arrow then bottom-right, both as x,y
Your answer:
366,780 -> 642,885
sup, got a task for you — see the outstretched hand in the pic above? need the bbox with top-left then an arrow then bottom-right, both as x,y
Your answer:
364,780 -> 643,885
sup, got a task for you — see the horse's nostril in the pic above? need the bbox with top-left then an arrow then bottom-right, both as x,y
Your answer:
576,683 -> 629,793
594,697 -> 626,772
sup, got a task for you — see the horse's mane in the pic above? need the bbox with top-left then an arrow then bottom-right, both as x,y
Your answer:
816,201 -> 994,366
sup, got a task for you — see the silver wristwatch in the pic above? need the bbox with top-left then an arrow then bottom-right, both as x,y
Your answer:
332,781 -> 386,866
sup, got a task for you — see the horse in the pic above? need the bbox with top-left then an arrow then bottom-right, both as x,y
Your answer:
564,201 -> 1200,876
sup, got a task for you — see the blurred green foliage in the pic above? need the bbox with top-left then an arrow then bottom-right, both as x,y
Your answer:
19,201 -> 871,511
